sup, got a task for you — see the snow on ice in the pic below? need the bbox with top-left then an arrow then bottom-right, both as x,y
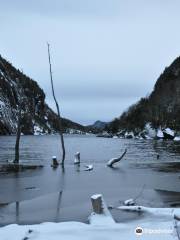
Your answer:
1,201 -> 180,239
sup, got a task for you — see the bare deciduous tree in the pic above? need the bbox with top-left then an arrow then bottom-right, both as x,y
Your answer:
47,43 -> 66,167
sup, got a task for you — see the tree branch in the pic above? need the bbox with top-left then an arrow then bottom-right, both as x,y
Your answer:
107,149 -> 127,167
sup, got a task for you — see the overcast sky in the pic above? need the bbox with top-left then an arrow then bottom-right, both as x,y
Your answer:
1,0 -> 180,125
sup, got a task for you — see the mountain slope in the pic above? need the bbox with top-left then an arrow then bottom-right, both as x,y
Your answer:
0,55 -> 85,135
109,56 -> 180,133
87,120 -> 107,131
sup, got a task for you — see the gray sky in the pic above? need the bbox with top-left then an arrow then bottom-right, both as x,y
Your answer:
1,0 -> 180,125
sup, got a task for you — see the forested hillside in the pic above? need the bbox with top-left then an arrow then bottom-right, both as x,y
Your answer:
108,56 -> 180,135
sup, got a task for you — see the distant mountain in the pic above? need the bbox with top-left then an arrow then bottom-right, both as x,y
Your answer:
0,55 -> 85,135
88,120 -> 107,131
108,56 -> 180,134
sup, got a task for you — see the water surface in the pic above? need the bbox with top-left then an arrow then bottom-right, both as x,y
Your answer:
0,135 -> 180,225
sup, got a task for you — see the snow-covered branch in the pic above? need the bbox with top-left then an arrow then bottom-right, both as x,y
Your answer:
107,149 -> 127,167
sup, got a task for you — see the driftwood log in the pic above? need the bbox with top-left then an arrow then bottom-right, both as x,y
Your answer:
107,149 -> 127,167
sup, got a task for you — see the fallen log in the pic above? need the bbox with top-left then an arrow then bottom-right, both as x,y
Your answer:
107,149 -> 127,167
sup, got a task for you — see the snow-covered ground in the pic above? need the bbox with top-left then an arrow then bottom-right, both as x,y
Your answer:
1,194 -> 180,240
1,205 -> 180,240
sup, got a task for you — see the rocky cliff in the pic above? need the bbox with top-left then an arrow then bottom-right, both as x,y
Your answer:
0,55 -> 85,135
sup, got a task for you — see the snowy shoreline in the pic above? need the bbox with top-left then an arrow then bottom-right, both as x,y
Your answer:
99,124 -> 180,141
1,204 -> 180,240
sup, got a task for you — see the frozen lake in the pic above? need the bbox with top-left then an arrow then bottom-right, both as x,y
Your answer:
0,135 -> 180,225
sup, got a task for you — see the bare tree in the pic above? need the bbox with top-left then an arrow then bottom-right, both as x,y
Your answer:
47,43 -> 66,167
14,83 -> 24,164
14,103 -> 22,163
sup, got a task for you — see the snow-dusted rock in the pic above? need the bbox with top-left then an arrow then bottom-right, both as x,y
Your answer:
145,123 -> 156,138
125,131 -> 134,139
163,128 -> 175,140
174,136 -> 180,141
164,128 -> 175,137
157,129 -> 164,139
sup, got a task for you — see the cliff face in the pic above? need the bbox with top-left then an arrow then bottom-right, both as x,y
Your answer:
0,55 -> 85,135
109,56 -> 180,134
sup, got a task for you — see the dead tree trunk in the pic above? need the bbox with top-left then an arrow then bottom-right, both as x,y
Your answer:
13,87 -> 24,164
91,194 -> 103,214
14,106 -> 22,163
47,43 -> 66,167
107,149 -> 127,167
